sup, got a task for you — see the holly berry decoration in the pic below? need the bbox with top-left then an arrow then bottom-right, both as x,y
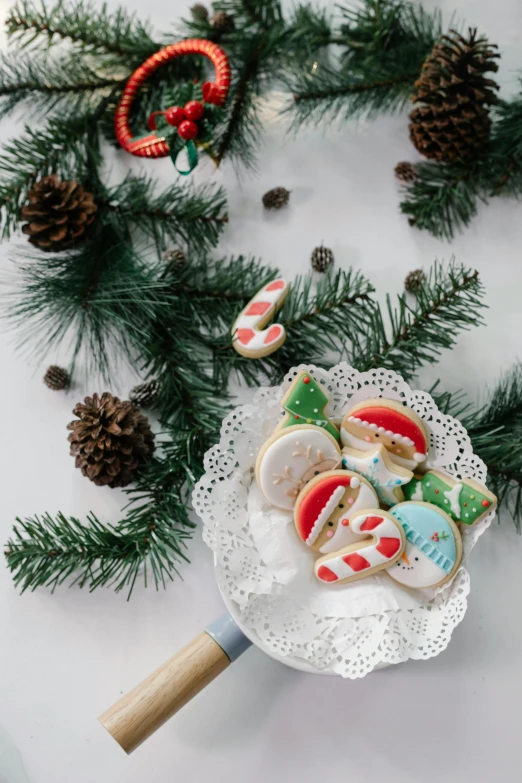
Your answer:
115,38 -> 230,174
164,106 -> 185,127
184,100 -> 204,121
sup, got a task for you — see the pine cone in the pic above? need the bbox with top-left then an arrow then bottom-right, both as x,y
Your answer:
191,3 -> 208,21
405,269 -> 427,294
163,248 -> 186,266
409,29 -> 500,162
21,175 -> 97,251
211,10 -> 234,33
44,365 -> 70,391
129,380 -> 160,409
395,161 -> 417,184
311,245 -> 334,273
67,392 -> 155,488
262,187 -> 290,210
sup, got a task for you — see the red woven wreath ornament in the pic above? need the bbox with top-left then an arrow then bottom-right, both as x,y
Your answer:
115,38 -> 230,173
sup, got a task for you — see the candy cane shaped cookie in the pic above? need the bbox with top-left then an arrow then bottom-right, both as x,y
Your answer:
314,510 -> 405,585
232,279 -> 289,358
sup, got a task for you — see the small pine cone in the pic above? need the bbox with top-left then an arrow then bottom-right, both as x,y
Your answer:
44,365 -> 70,391
21,175 -> 97,252
405,269 -> 427,294
311,245 -> 334,273
262,187 -> 290,211
191,3 -> 208,21
129,380 -> 160,409
67,392 -> 155,488
163,248 -> 185,266
210,10 -> 234,33
395,162 -> 417,184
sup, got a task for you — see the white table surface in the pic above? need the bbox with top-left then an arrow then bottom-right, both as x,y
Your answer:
1,0 -> 522,781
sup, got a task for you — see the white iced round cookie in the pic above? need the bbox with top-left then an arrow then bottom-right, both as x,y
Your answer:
386,501 -> 462,589
256,425 -> 342,511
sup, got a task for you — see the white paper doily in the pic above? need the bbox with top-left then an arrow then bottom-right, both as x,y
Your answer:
192,364 -> 495,679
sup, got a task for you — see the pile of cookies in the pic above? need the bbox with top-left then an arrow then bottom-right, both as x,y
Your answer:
255,371 -> 497,589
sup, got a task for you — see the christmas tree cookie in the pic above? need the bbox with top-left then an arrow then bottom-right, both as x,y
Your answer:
403,470 -> 496,526
278,371 -> 340,441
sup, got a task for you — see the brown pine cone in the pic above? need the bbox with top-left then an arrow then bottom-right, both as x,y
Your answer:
67,392 -> 155,488
191,3 -> 208,21
129,380 -> 160,409
21,175 -> 97,252
404,269 -> 427,294
262,187 -> 290,210
311,245 -> 334,273
395,162 -> 417,184
163,248 -> 186,266
210,10 -> 234,33
409,29 -> 500,162
44,365 -> 70,391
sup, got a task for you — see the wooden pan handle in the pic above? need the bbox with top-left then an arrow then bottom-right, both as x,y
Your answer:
98,613 -> 251,754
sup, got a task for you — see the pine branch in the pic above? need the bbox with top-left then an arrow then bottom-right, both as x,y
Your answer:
399,160 -> 480,242
351,261 -> 485,380
4,429 -> 209,595
0,51 -> 125,120
289,0 -> 441,126
99,175 -> 228,253
6,0 -> 159,63
431,365 -> 522,530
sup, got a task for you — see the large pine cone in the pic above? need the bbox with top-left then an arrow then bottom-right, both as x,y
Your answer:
67,393 -> 155,488
409,29 -> 500,162
21,175 -> 97,251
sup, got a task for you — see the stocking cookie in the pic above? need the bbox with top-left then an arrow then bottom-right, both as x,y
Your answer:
294,470 -> 378,554
386,501 -> 462,589
341,398 -> 428,471
256,425 -> 342,510
231,278 -> 289,358
315,511 -> 405,585
403,470 -> 496,526
341,444 -> 412,506
278,371 -> 339,441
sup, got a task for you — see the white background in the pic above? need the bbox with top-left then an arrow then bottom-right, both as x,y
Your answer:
0,0 -> 522,781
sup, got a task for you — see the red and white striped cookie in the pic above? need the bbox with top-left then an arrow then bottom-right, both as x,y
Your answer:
314,510 -> 405,585
231,278 -> 289,358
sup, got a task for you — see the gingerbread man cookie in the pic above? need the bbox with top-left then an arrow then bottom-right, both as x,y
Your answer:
341,443 -> 413,506
340,398 -> 428,471
294,470 -> 379,554
386,501 -> 462,589
403,470 -> 496,526
314,510 -> 406,585
256,425 -> 342,511
231,278 -> 289,358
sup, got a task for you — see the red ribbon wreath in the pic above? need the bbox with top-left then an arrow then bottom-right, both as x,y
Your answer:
115,38 -> 231,158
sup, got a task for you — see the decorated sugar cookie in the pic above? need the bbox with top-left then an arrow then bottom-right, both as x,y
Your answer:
341,444 -> 412,506
256,425 -> 342,510
340,398 -> 428,471
315,511 -> 406,585
294,470 -> 378,554
386,501 -> 462,589
403,470 -> 496,526
278,371 -> 339,441
231,278 -> 289,358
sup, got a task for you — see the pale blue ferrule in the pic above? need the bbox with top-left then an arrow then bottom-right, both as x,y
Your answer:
205,613 -> 252,662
